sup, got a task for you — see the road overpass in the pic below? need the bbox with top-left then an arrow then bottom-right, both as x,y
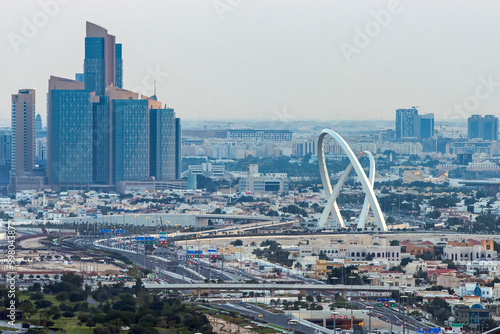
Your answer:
143,282 -> 403,298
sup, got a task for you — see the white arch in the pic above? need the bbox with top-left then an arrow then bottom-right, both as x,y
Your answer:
317,129 -> 387,231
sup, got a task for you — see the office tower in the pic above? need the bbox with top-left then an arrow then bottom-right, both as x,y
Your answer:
11,89 -> 35,176
150,107 -> 177,180
395,108 -> 418,139
47,22 -> 181,190
175,117 -> 182,179
112,99 -> 150,183
468,115 -> 481,139
92,95 -> 110,184
482,115 -> 498,141
468,115 -> 499,141
35,114 -> 42,131
48,76 -> 94,185
84,22 -> 122,95
416,113 -> 434,138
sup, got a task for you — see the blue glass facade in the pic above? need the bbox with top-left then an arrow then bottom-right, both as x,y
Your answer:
49,90 -> 93,184
175,118 -> 181,179
92,96 -> 110,184
112,99 -> 149,182
150,108 -> 176,180
84,37 -> 105,95
115,44 -> 123,88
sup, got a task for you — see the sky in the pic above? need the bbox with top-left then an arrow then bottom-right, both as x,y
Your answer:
1,0 -> 500,127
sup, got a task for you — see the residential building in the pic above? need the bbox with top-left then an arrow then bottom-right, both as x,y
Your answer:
395,108 -> 418,139
226,129 -> 292,141
468,115 -> 498,141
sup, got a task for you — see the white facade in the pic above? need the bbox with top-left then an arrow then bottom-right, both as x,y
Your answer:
346,245 -> 401,262
443,245 -> 497,263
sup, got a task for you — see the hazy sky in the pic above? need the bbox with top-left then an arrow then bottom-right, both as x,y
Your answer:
2,0 -> 500,126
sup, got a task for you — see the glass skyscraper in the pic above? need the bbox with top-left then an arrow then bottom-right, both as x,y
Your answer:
92,96 -> 110,184
468,114 -> 498,141
395,108 -> 418,139
112,99 -> 150,183
48,76 -> 93,185
84,22 -> 122,95
150,108 -> 177,180
48,22 -> 181,190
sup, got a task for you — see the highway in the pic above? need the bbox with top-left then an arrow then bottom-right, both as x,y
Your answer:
216,301 -> 329,334
142,282 -> 401,293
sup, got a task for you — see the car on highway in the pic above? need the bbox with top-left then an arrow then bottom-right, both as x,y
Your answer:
258,314 -> 263,318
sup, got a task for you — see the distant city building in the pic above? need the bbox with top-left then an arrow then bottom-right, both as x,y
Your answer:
239,176 -> 289,194
0,131 -> 10,184
395,108 -> 434,139
35,114 -> 42,131
226,129 -> 292,141
446,140 -> 498,157
395,108 -> 418,139
11,89 -> 35,177
468,114 -> 498,141
183,163 -> 227,179
294,139 -> 316,157
416,113 -> 434,138
35,138 -> 47,161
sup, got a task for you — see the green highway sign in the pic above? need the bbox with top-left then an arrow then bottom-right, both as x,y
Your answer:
451,324 -> 463,328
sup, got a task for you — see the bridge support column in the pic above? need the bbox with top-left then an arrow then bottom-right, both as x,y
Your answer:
270,289 -> 275,297
197,289 -> 201,298
341,289 -> 346,299
323,318 -> 326,328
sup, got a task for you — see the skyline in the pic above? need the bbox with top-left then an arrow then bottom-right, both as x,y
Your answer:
2,1 -> 500,126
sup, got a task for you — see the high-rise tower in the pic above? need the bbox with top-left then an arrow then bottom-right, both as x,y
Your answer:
84,22 -> 122,95
11,89 -> 35,176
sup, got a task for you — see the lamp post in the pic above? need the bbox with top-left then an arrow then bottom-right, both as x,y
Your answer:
348,275 -> 356,332
400,295 -> 408,334
331,311 -> 339,333
366,306 -> 373,334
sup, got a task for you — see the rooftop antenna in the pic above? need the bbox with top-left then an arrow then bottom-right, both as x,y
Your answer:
154,81 -> 157,96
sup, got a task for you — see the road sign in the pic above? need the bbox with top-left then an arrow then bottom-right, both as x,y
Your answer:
417,328 -> 441,334
451,324 -> 463,328
100,229 -> 110,233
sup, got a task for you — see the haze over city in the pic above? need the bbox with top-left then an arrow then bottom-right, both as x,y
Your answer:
2,0 -> 500,125
4,2 -> 500,334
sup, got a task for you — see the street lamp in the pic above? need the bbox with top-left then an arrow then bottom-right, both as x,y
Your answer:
348,275 -> 356,332
366,306 -> 373,334
331,311 -> 339,333
400,295 -> 408,334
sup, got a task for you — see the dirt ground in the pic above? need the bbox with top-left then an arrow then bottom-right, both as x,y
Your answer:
19,236 -> 45,249
206,315 -> 260,334
13,236 -> 122,276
